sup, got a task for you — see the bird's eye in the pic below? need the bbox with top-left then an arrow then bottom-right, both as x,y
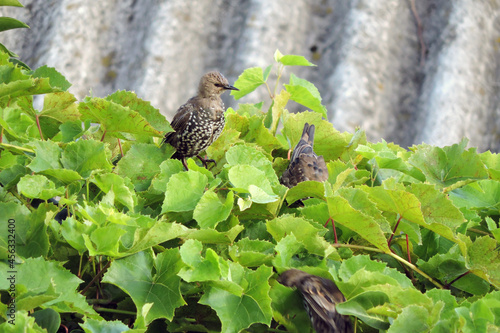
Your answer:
214,83 -> 223,87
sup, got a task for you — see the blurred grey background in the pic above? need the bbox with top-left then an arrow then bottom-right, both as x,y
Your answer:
1,0 -> 499,152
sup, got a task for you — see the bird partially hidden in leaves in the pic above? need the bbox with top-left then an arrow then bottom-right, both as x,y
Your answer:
280,123 -> 328,187
278,269 -> 353,333
163,71 -> 239,170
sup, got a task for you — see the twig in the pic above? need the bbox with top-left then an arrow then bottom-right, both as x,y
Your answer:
81,259 -> 112,295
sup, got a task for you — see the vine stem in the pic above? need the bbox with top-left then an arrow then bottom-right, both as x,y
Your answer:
93,307 -> 137,316
331,243 -> 444,289
264,82 -> 274,100
81,259 -> 112,295
35,114 -> 44,140
0,142 -> 35,153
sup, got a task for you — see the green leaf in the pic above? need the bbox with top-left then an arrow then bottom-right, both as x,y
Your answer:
228,164 -> 278,204
0,257 -> 98,317
193,190 -> 234,228
229,238 -> 275,267
285,180 -> 326,204
39,168 -> 82,185
480,150 -> 500,180
0,17 -> 29,32
91,173 -> 137,211
161,170 -> 208,213
356,141 -> 425,183
271,278 -> 313,332
115,143 -> 173,191
270,90 -> 290,135
17,174 -> 65,200
0,101 -> 36,140
60,139 -> 113,178
466,236 -> 500,289
102,250 -> 186,325
0,0 -> 25,7
0,202 -> 49,259
282,110 -> 349,162
39,91 -> 79,123
225,144 -> 278,184
361,186 -> 425,245
388,305 -> 430,333
231,67 -> 266,100
150,159 -> 184,192
106,90 -> 173,134
336,291 -> 390,330
32,65 -> 71,91
80,318 -> 130,333
285,74 -> 326,117
267,215 -> 337,259
178,239 -> 221,282
27,140 -> 63,172
186,225 -> 244,245
408,140 -> 488,188
278,55 -> 315,67
449,179 -> 500,216
31,308 -> 61,333
79,97 -> 163,138
224,112 -> 283,153
122,221 -> 189,255
326,193 -> 390,252
274,49 -> 284,62
199,265 -> 273,333
263,64 -> 272,81
0,310 -> 45,332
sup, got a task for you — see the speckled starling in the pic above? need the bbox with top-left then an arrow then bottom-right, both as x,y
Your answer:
280,123 -> 328,188
163,71 -> 238,169
278,269 -> 353,333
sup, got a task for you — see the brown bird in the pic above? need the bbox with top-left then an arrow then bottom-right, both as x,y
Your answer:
163,71 -> 239,169
278,269 -> 353,333
281,123 -> 328,188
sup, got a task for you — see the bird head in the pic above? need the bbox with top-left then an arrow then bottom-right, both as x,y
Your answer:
198,71 -> 239,98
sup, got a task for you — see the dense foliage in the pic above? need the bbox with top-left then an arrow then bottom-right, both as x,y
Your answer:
0,16 -> 499,332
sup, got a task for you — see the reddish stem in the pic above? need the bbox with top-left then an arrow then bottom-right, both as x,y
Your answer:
100,130 -> 107,142
117,138 -> 124,157
387,215 -> 403,249
325,217 -> 338,243
35,114 -> 44,140
446,271 -> 470,288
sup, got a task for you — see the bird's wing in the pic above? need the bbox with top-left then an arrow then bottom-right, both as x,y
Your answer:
163,100 -> 196,145
300,276 -> 347,332
296,154 -> 329,182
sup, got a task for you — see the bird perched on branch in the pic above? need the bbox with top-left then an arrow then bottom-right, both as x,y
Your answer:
280,123 -> 328,188
163,71 -> 238,170
278,269 -> 353,333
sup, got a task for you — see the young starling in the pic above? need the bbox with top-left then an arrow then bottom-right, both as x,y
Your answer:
278,269 -> 353,333
280,123 -> 328,188
163,71 -> 238,169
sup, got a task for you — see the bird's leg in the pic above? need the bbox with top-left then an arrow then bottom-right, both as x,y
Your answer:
197,155 -> 216,169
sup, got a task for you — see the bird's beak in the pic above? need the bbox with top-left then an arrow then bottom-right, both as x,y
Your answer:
225,85 -> 239,91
